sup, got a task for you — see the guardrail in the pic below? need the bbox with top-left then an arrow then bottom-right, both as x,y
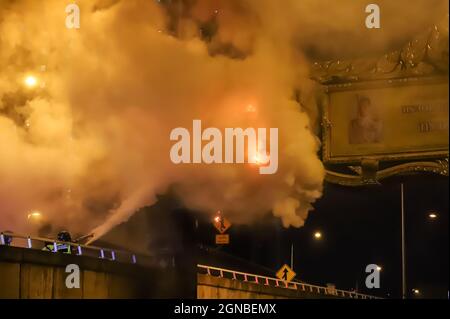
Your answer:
197,264 -> 380,299
0,231 -> 149,266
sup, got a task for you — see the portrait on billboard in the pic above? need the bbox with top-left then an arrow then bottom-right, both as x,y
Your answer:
349,96 -> 383,145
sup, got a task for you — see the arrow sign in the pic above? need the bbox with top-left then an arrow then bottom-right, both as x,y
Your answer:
276,264 -> 296,282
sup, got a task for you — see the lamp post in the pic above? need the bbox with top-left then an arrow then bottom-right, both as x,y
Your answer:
401,183 -> 406,299
290,243 -> 294,270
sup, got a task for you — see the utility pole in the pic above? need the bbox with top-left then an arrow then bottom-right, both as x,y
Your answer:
401,183 -> 406,299
290,243 -> 294,270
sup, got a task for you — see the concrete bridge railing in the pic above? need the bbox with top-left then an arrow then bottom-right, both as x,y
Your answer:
0,231 -> 151,265
197,264 -> 380,299
0,241 -> 189,299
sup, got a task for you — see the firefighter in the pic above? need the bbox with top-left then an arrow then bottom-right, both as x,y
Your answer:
42,230 -> 73,254
1,231 -> 13,246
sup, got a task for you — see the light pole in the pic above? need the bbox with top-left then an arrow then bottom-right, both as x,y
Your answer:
401,183 -> 406,299
400,184 -> 442,299
290,243 -> 294,270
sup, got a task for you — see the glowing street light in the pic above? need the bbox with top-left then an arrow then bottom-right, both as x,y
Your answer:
412,289 -> 420,295
376,266 -> 382,272
314,231 -> 322,240
428,212 -> 438,219
24,75 -> 38,88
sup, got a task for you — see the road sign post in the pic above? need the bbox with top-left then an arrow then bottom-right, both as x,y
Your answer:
276,264 -> 296,282
213,216 -> 231,234
213,214 -> 232,245
215,234 -> 230,245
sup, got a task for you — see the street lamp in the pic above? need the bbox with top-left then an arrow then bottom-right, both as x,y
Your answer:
376,266 -> 382,272
314,231 -> 322,240
428,212 -> 438,220
412,289 -> 420,295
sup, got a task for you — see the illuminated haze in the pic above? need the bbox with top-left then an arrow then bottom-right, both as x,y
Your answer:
0,0 -> 447,240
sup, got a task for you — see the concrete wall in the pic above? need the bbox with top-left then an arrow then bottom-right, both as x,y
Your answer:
1,246 -> 340,299
0,246 -> 181,299
197,274 -> 339,299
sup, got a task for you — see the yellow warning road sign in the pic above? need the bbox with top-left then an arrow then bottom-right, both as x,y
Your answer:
215,234 -> 230,245
213,216 -> 231,234
276,264 -> 296,282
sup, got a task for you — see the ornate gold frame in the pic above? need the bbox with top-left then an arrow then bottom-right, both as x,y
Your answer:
312,23 -> 449,185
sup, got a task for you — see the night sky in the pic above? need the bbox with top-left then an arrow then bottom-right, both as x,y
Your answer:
196,173 -> 449,299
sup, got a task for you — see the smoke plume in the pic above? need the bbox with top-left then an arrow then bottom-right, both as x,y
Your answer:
0,0 -> 447,240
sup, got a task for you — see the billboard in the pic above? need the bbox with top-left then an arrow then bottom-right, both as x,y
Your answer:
322,77 -> 449,164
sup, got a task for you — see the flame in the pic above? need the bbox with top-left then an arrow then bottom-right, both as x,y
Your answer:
252,151 -> 269,165
24,75 -> 38,88
27,210 -> 42,220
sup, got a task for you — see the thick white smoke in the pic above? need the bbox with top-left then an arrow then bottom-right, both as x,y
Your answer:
0,0 -> 447,240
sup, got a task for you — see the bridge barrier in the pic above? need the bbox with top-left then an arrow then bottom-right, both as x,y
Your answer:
0,241 -> 188,298
197,264 -> 380,299
0,231 -> 155,267
1,232 -> 381,299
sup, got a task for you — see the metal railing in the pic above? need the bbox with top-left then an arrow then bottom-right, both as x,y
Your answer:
0,232 -> 381,298
0,231 -> 148,266
197,264 -> 381,299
